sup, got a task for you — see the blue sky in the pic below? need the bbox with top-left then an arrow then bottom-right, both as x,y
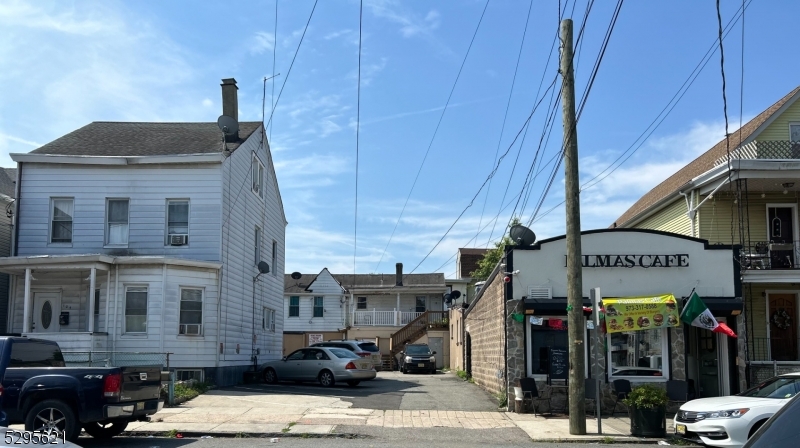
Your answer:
1,0 -> 799,277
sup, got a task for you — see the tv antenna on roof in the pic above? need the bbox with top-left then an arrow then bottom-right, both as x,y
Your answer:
217,115 -> 239,154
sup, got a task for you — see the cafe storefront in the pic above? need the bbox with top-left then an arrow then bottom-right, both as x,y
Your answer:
507,229 -> 742,409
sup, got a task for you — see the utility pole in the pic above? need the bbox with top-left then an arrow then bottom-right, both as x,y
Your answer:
560,18 -> 586,435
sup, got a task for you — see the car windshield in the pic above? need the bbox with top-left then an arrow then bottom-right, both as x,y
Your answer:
329,348 -> 359,359
739,377 -> 800,399
358,342 -> 379,352
406,345 -> 431,355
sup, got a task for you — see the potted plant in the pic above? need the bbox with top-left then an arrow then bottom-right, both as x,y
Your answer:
622,384 -> 668,437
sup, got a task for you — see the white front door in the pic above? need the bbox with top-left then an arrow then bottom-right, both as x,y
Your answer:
32,292 -> 60,333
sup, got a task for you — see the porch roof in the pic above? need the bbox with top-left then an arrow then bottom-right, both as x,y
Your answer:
0,254 -> 222,275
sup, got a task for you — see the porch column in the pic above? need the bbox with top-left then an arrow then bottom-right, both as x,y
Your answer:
105,270 -> 111,332
88,267 -> 96,332
22,268 -> 31,333
396,293 -> 401,325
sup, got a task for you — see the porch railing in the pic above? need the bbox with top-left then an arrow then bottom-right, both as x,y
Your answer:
715,140 -> 800,166
749,337 -> 800,362
740,241 -> 800,270
62,351 -> 171,369
352,310 -> 426,326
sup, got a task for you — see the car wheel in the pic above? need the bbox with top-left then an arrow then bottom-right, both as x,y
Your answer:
430,368 -> 437,374
347,380 -> 361,387
402,366 -> 407,374
318,370 -> 336,387
263,367 -> 278,384
25,399 -> 80,442
83,420 -> 129,439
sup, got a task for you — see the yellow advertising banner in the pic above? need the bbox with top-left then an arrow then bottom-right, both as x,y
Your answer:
603,294 -> 680,333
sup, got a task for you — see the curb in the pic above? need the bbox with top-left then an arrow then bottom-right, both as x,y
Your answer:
122,431 -> 365,439
531,437 -> 700,445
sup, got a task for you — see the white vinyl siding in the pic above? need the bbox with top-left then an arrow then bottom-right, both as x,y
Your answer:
271,240 -> 277,276
124,286 -> 148,333
50,198 -> 73,244
179,288 -> 203,336
106,198 -> 129,245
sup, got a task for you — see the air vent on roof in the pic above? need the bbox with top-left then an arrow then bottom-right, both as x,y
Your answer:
527,286 -> 552,300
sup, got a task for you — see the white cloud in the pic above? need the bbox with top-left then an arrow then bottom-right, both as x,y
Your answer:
250,31 -> 275,54
202,98 -> 213,108
324,29 -> 353,40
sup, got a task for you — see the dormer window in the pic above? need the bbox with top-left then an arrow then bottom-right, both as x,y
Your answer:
790,123 -> 800,142
252,154 -> 265,198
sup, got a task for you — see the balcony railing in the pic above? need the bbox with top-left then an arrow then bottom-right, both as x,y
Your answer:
750,337 -> 800,362
715,140 -> 800,166
741,241 -> 800,270
352,310 -> 425,326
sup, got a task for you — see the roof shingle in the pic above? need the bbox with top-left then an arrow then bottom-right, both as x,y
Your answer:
29,121 -> 263,157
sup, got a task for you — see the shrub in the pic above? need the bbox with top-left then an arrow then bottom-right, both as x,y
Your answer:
622,384 -> 668,409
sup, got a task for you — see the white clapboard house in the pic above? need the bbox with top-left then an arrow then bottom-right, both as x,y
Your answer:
0,79 -> 286,386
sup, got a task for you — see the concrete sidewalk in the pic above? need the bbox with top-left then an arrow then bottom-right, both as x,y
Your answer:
119,387 -> 674,443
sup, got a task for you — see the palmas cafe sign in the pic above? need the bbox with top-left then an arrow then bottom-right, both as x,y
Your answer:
564,254 -> 690,269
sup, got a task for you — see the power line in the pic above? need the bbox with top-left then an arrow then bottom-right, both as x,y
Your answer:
265,0 -> 318,130
374,0 -> 491,273
475,0 -> 534,248
353,0 -> 362,276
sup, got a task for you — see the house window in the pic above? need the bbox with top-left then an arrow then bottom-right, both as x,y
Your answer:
255,227 -> 261,266
124,286 -> 148,333
607,328 -> 668,379
272,241 -> 277,276
179,288 -> 203,335
289,296 -> 300,317
176,369 -> 203,382
357,297 -> 367,310
167,200 -> 189,244
790,123 -> 800,142
313,297 -> 324,318
50,198 -> 74,243
252,154 -> 265,197
263,307 -> 276,331
415,296 -> 426,313
106,199 -> 129,245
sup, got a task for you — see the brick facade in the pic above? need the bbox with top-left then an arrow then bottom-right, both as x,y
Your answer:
464,272 -> 505,398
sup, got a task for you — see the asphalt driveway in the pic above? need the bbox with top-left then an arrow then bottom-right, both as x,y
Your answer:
228,371 -> 499,411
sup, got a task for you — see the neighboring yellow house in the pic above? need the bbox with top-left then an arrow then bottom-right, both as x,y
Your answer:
614,85 -> 800,393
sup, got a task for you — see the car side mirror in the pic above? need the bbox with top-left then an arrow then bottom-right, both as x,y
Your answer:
281,357 -> 287,361
432,351 -> 437,355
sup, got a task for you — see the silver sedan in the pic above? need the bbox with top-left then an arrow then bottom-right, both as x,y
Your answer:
260,347 -> 376,387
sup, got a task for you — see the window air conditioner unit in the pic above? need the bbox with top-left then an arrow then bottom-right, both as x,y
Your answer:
169,234 -> 188,246
179,324 -> 201,335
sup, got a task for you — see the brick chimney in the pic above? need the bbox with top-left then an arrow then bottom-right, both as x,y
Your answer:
220,78 -> 239,141
396,263 -> 403,286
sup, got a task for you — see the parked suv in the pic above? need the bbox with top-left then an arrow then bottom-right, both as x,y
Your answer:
310,340 -> 382,370
399,343 -> 436,374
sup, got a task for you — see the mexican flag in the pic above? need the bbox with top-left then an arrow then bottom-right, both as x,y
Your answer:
680,292 -> 737,338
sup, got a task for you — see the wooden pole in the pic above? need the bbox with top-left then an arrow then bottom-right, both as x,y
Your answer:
560,18 -> 587,435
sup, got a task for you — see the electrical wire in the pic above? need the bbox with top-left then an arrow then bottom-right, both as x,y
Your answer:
265,0 -> 318,130
354,0 -> 362,276
374,0 -> 490,273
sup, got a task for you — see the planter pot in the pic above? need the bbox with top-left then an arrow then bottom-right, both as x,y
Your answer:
629,405 -> 666,438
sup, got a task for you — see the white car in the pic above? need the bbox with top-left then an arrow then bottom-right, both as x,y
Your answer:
674,373 -> 800,447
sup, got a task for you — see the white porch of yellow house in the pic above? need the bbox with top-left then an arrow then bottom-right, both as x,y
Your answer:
348,290 -> 446,326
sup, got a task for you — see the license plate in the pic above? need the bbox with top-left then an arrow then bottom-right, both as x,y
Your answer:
361,363 -> 369,369
136,402 -> 145,411
418,363 -> 425,367
676,424 -> 686,435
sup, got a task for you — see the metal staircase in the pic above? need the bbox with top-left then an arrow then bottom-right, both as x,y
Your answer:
388,311 -> 448,370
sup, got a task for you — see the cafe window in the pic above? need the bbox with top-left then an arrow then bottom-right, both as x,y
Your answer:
607,328 -> 668,379
526,317 -> 589,380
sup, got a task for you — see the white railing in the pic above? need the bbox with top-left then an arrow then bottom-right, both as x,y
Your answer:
351,310 -> 426,326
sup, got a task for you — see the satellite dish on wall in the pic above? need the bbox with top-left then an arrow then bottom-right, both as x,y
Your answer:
291,272 -> 302,280
257,261 -> 270,274
509,225 -> 536,246
217,115 -> 239,136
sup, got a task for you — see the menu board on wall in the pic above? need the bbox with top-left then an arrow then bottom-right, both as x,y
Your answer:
603,294 -> 680,334
549,347 -> 568,381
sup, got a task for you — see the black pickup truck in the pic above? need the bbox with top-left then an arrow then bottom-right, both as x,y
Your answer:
0,337 -> 163,442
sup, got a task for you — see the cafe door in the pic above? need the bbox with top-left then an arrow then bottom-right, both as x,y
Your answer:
693,320 -> 730,398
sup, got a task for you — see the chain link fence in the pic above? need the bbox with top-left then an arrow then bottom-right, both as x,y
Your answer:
62,351 -> 170,369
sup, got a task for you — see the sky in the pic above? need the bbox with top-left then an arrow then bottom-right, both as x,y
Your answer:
1,0 -> 799,278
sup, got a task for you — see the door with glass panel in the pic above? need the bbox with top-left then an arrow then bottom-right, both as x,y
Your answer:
32,292 -> 61,333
